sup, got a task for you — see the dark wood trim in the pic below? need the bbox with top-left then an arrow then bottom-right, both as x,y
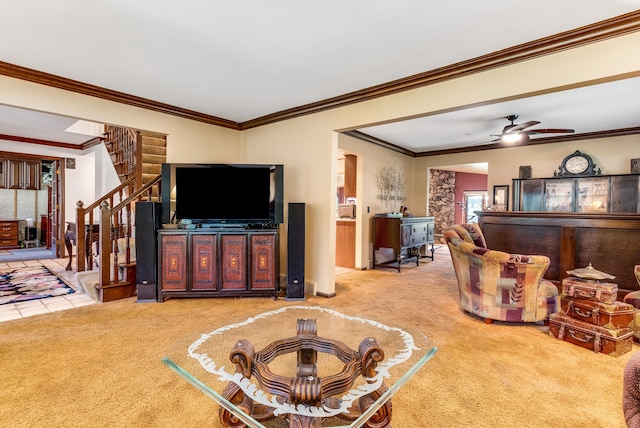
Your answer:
350,126 -> 640,158
241,11 -> 640,129
0,61 -> 240,130
0,133 -> 83,150
341,131 -> 415,157
1,12 -> 638,133
0,149 -> 64,163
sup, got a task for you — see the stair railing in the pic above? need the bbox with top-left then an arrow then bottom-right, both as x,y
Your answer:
75,174 -> 161,285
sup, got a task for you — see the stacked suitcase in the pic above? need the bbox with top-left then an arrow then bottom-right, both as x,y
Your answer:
548,276 -> 634,357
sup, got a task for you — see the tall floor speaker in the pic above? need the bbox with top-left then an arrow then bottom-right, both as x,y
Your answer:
286,202 -> 305,301
135,201 -> 161,302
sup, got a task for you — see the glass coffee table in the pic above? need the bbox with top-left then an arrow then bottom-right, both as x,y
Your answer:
163,306 -> 437,428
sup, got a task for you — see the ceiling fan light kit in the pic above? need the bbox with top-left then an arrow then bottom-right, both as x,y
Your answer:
501,133 -> 522,143
493,114 -> 575,144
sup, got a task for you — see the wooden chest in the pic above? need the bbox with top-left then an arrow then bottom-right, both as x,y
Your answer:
560,296 -> 634,329
548,313 -> 633,357
0,220 -> 20,249
561,277 -> 617,305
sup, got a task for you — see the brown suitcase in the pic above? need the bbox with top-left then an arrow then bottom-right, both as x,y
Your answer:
561,277 -> 617,305
548,313 -> 633,357
560,296 -> 634,329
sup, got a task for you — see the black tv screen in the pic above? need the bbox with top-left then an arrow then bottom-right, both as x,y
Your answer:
173,164 -> 280,225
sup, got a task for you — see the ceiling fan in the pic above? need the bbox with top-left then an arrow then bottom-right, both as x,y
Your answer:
492,114 -> 575,143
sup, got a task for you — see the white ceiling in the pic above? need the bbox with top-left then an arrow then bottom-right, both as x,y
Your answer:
1,1 -> 639,155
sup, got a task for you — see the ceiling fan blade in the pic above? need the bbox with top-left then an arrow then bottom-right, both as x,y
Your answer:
524,128 -> 575,135
504,120 -> 541,134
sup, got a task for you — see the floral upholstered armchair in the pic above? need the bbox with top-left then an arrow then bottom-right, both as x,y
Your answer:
443,223 -> 559,323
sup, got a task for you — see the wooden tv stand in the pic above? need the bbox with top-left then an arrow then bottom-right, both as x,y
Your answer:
157,228 -> 279,301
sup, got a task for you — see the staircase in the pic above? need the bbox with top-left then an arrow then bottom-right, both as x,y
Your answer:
72,126 -> 166,302
104,126 -> 167,194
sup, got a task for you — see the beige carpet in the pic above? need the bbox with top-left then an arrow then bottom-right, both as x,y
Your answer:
0,246 -> 634,427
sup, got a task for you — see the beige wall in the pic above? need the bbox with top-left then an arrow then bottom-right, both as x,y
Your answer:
1,30 -> 639,296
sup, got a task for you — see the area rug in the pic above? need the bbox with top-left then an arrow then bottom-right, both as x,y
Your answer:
0,265 -> 74,305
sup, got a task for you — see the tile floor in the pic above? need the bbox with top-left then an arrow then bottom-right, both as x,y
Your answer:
0,261 -> 355,322
0,258 -> 96,323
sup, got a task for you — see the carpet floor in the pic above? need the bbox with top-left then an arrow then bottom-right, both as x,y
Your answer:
0,246 -> 634,427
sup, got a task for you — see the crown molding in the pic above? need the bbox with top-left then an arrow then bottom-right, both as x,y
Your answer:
242,11 -> 640,129
0,61 -> 240,130
0,11 -> 638,133
0,133 -> 83,150
347,127 -> 640,158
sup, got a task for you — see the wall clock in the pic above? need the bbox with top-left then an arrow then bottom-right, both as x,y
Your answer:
555,150 -> 599,176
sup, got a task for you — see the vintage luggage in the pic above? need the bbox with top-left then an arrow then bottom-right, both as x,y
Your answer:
561,277 -> 617,305
560,296 -> 634,329
548,312 -> 633,357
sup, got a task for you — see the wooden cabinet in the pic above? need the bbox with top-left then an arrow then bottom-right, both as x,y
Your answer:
513,174 -> 640,213
0,220 -> 22,249
3,158 -> 41,190
336,220 -> 356,268
344,154 -> 357,198
372,215 -> 435,272
158,229 -> 279,301
477,211 -> 640,299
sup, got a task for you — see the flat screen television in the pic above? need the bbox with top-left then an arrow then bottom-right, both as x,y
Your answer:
161,163 -> 284,227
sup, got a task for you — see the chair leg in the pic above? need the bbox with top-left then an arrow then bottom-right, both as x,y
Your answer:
483,318 -> 493,324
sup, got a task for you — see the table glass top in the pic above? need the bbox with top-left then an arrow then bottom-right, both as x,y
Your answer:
163,305 -> 437,427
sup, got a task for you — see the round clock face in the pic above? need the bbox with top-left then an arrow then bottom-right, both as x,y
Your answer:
565,155 -> 589,174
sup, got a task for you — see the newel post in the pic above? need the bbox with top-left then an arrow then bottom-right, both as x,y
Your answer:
99,200 -> 112,286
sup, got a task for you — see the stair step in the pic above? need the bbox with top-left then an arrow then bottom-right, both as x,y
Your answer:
142,144 -> 166,156
142,153 -> 166,164
142,164 -> 162,174
142,172 -> 161,182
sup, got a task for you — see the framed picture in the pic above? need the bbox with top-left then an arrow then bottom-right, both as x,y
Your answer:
519,165 -> 532,179
493,185 -> 509,211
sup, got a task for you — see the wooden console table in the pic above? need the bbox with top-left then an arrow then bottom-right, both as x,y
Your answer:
372,215 -> 435,271
477,211 -> 640,299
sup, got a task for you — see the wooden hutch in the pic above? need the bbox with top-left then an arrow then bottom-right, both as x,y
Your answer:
478,163 -> 640,299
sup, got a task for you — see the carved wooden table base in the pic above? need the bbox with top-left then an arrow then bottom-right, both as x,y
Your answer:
220,318 -> 392,428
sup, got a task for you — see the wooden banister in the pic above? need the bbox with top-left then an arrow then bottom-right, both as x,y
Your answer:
70,124 -> 165,302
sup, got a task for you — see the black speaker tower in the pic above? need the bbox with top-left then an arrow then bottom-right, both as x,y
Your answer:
286,202 -> 305,301
135,201 -> 161,302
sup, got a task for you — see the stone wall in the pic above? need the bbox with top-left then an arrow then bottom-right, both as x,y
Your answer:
428,169 -> 455,237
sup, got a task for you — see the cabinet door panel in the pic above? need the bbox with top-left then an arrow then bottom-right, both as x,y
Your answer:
191,234 -> 217,290
250,234 -> 276,289
400,224 -> 411,247
221,234 -> 247,290
160,234 -> 188,290
576,177 -> 609,213
611,175 -> 640,213
23,160 -> 41,190
520,179 -> 545,211
545,179 -> 574,212
6,159 -> 23,189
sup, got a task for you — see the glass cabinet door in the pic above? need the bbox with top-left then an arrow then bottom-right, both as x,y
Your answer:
545,179 -> 574,212
577,177 -> 610,212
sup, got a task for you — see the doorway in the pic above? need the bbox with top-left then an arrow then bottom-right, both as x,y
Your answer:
462,191 -> 488,223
